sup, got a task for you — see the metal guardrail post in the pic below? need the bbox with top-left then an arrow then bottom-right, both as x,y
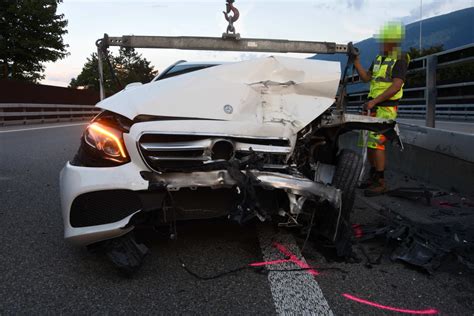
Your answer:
425,55 -> 438,128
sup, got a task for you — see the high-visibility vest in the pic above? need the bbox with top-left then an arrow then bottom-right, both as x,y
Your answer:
368,54 -> 409,101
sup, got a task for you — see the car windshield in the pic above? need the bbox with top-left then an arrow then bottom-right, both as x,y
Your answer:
155,63 -> 219,81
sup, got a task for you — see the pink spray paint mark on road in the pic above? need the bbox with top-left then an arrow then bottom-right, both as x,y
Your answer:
249,259 -> 292,267
272,242 -> 320,276
249,239 -> 439,314
342,294 -> 439,315
273,242 -> 319,275
352,224 -> 364,238
247,242 -> 319,276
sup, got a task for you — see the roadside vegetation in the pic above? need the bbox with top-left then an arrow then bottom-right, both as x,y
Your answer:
69,48 -> 158,95
0,0 -> 68,82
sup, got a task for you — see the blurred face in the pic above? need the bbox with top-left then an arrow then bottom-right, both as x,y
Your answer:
381,41 -> 398,55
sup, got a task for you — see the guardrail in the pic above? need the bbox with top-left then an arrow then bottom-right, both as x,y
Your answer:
338,123 -> 474,195
0,103 -> 100,126
345,43 -> 474,127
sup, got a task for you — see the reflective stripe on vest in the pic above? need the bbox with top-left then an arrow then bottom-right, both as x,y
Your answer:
368,55 -> 403,100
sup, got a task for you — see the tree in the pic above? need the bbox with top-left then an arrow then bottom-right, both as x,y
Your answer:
407,45 -> 444,59
405,45 -> 445,87
70,48 -> 158,94
69,53 -> 111,92
405,44 -> 474,87
115,48 -> 158,85
0,0 -> 68,82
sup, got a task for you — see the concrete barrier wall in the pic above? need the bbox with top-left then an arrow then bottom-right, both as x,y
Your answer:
0,103 -> 100,126
0,80 -> 102,126
339,123 -> 474,196
0,79 -> 100,105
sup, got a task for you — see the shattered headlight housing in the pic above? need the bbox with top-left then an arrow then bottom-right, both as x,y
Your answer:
71,111 -> 132,167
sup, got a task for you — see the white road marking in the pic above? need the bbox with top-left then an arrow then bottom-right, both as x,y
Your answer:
0,123 -> 87,134
257,226 -> 333,315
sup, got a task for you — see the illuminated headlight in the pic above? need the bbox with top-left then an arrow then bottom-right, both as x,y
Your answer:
83,122 -> 129,163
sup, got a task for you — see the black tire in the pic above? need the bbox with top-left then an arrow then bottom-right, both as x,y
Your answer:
330,149 -> 362,257
332,149 -> 363,218
305,149 -> 363,257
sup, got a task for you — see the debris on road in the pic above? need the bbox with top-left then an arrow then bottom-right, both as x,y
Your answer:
93,233 -> 149,275
386,187 -> 435,205
353,188 -> 474,273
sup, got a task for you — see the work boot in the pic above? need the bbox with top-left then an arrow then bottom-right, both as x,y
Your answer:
364,177 -> 387,197
359,168 -> 376,189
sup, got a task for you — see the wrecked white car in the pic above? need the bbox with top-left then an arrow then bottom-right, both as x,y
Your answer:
60,56 -> 400,272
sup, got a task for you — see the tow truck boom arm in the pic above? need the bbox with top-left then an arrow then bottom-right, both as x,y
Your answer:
99,34 -> 348,54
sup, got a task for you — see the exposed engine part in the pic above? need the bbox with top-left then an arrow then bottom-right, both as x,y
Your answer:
312,162 -> 335,185
278,212 -> 302,228
226,160 -> 269,224
287,193 -> 307,215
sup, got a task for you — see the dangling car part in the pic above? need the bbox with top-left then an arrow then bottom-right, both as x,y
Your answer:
60,26 -> 402,270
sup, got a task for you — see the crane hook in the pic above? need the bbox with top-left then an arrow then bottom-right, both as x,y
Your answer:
222,0 -> 240,39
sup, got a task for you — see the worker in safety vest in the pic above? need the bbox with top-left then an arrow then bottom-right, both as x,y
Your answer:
354,21 -> 410,196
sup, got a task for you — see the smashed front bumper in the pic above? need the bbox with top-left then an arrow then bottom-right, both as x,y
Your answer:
60,162 -> 341,246
142,169 -> 341,208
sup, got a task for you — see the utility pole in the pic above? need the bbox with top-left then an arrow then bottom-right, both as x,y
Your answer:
425,55 -> 437,128
419,0 -> 423,50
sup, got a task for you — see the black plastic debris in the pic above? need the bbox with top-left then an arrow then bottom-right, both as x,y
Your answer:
226,158 -> 269,224
102,233 -> 150,275
386,187 -> 434,205
391,236 -> 442,273
352,212 -> 474,274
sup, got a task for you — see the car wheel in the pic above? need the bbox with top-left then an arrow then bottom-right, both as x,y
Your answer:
308,149 -> 362,257
331,149 -> 362,256
332,149 -> 363,218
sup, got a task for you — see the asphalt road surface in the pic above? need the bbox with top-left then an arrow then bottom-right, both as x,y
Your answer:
1,123 -> 473,314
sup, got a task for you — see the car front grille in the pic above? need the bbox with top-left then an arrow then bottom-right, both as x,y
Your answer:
138,133 -> 291,172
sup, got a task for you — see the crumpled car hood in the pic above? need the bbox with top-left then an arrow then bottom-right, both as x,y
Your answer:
98,56 -> 340,133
